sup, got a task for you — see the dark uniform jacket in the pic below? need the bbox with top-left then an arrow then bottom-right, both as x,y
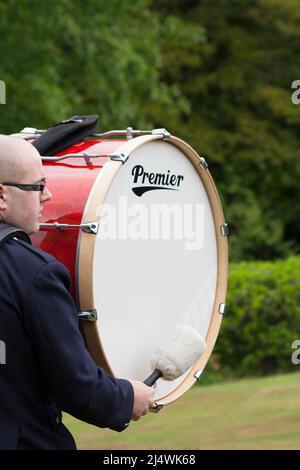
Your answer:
0,238 -> 134,450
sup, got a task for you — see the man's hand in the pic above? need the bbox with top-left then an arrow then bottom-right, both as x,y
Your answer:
128,380 -> 155,421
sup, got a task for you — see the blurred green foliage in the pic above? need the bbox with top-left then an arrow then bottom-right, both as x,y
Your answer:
0,0 -> 299,260
204,256 -> 300,382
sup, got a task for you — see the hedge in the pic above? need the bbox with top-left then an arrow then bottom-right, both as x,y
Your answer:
203,256 -> 300,382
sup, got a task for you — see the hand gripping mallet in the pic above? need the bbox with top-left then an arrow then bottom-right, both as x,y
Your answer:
144,324 -> 207,386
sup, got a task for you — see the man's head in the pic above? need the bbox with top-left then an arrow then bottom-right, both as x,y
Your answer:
0,135 -> 52,234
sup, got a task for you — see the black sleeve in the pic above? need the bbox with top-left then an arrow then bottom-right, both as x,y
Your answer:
23,260 -> 134,432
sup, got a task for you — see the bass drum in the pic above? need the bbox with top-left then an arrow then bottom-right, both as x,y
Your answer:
31,131 -> 228,408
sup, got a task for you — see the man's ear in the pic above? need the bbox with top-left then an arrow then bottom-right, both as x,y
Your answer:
0,184 -> 7,210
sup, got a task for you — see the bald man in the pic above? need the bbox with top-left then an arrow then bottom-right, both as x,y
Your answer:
0,135 -> 154,450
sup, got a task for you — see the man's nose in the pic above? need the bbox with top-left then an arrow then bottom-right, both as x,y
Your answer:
41,186 -> 52,202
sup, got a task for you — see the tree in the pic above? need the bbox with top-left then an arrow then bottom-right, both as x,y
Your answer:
0,0 -> 201,132
151,0 -> 300,260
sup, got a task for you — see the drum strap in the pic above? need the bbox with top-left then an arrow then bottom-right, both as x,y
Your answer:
0,223 -> 31,247
32,114 -> 99,156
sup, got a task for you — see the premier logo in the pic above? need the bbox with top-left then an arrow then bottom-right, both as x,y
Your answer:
131,164 -> 184,197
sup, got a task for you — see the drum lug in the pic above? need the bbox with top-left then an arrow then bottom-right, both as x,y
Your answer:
21,126 -> 171,140
92,129 -> 149,138
81,222 -> 99,234
150,402 -> 164,413
220,223 -> 229,236
218,303 -> 226,315
78,309 -> 98,322
20,127 -> 43,134
126,127 -> 134,140
82,152 -> 92,165
199,157 -> 208,170
151,128 -> 171,138
41,152 -> 127,163
110,153 -> 129,164
92,128 -> 171,139
194,369 -> 203,381
39,222 -> 99,234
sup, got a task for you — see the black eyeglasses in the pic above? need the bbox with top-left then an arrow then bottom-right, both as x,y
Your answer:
2,178 -> 47,194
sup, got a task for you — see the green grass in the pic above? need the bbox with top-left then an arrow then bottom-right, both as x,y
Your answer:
63,372 -> 300,450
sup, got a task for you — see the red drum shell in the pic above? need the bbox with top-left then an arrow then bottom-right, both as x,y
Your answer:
32,139 -> 124,301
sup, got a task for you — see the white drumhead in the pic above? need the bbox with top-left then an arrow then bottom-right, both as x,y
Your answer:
92,140 -> 217,400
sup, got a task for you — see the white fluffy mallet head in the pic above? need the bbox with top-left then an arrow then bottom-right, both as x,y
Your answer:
144,325 -> 206,386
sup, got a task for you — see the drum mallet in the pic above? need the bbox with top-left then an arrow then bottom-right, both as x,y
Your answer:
144,324 -> 207,386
